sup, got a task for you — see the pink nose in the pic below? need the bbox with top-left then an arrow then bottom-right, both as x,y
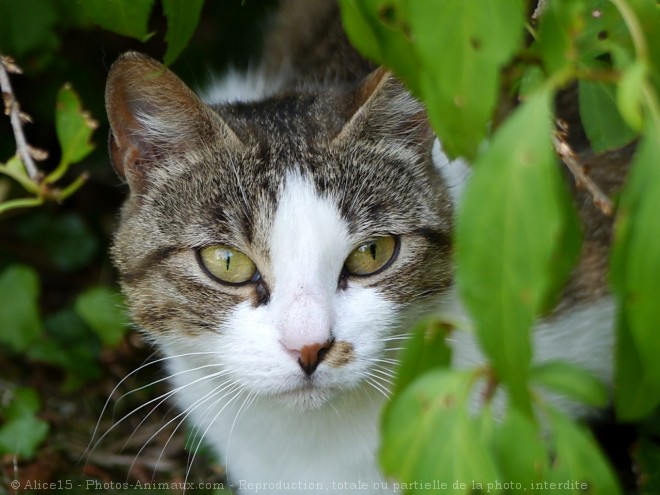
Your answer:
296,340 -> 334,376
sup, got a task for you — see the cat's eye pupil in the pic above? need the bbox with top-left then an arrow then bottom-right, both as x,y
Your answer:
344,236 -> 397,277
369,242 -> 377,260
199,245 -> 257,285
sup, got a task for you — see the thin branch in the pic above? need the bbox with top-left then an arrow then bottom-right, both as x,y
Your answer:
553,124 -> 614,216
532,0 -> 549,20
0,54 -> 41,180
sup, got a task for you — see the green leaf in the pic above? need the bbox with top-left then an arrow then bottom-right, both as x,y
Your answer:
576,0 -> 632,69
0,155 -> 37,193
531,361 -> 609,408
75,286 -> 128,346
162,0 -> 205,66
547,409 -> 622,494
16,212 -> 99,272
28,309 -> 103,390
339,0 -> 422,96
53,84 -> 97,175
617,61 -> 647,131
0,264 -> 42,352
625,0 -> 660,95
611,115 -> 660,420
536,0 -> 585,76
393,316 -> 451,395
613,308 -> 660,421
381,370 -> 500,493
0,388 -> 49,460
456,88 -> 582,415
81,0 -> 154,41
339,0 -> 524,159
579,80 -> 638,152
338,0 -> 382,68
2,387 -> 41,417
491,408 -> 548,489
408,0 -> 524,159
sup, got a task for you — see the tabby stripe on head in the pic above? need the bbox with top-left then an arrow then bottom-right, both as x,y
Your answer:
118,246 -> 184,284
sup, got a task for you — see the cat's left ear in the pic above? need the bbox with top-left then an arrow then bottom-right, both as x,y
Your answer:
105,52 -> 242,193
333,68 -> 434,152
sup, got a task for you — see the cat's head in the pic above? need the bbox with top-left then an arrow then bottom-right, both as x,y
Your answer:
106,52 -> 453,409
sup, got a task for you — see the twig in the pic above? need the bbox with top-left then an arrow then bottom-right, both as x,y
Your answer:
553,124 -> 614,216
0,54 -> 42,180
532,0 -> 549,19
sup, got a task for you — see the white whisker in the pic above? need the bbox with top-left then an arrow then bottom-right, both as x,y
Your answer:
83,351 -> 224,461
184,385 -> 247,488
91,367 -> 231,459
364,376 -> 391,400
136,380 -> 242,480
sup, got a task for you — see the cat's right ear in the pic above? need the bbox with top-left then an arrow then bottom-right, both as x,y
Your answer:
105,52 -> 242,193
333,68 -> 434,152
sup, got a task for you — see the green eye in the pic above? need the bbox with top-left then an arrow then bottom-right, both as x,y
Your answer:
344,236 -> 397,276
199,245 -> 257,284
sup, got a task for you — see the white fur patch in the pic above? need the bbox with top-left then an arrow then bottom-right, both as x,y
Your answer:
269,172 -> 351,351
200,66 -> 291,104
432,138 -> 471,206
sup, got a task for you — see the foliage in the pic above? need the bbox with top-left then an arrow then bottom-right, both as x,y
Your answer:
0,0 -> 273,490
341,0 -> 660,493
0,78 -> 94,214
0,388 -> 49,460
1,0 -> 658,493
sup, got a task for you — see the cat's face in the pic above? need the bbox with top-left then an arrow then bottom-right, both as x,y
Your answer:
107,53 -> 453,410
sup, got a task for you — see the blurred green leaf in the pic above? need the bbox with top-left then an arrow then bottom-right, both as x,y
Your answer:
409,0 -> 524,158
381,370 -> 501,493
28,308 -> 103,390
0,388 -> 49,459
611,115 -> 660,420
75,286 -> 128,346
456,88 -> 581,414
536,0 -> 584,76
548,409 -> 622,494
0,155 -> 37,194
338,0 -> 382,70
491,408 -> 548,489
579,80 -> 638,152
81,0 -> 155,41
51,84 -> 97,179
576,0 -> 632,69
393,316 -> 451,395
531,360 -> 609,408
17,212 -> 99,272
340,0 -> 524,159
162,0 -> 205,66
613,308 -> 660,421
0,264 -> 42,352
339,0 -> 421,96
617,61 -> 647,131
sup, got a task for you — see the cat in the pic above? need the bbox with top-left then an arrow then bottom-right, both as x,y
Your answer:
105,1 -> 624,493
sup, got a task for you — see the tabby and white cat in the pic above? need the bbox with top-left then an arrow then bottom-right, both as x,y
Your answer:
105,1 -> 619,493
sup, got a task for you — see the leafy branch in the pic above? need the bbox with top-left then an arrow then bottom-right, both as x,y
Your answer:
341,0 -> 660,492
0,54 -> 95,215
0,55 -> 41,180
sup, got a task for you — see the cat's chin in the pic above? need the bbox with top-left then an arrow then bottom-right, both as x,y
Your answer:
270,383 -> 340,411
